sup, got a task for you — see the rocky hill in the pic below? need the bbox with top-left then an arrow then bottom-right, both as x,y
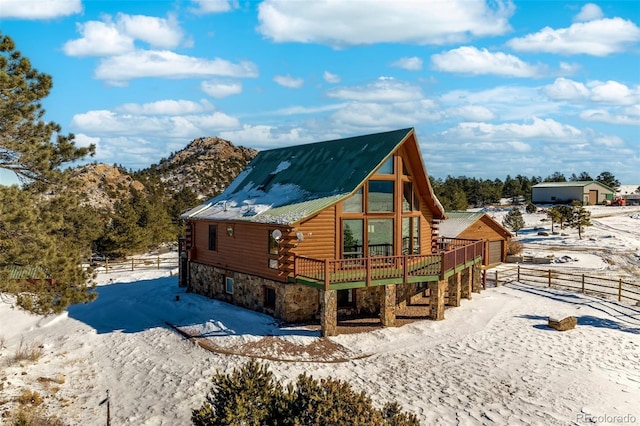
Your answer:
71,163 -> 145,210
137,136 -> 258,200
70,136 -> 257,214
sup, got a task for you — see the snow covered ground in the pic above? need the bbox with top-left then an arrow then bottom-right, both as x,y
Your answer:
1,205 -> 639,425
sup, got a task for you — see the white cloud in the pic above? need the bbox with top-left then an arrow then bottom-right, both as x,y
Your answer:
323,71 -> 341,84
257,0 -> 514,46
440,86 -> 561,121
63,20 -> 135,56
94,50 -> 258,84
0,0 -> 82,19
331,101 -> 441,129
443,117 -> 582,141
592,135 -> 624,147
446,105 -> 495,121
190,0 -> 238,14
588,80 -> 639,105
63,13 -> 185,56
431,46 -> 543,77
116,13 -> 184,49
507,18 -> 640,56
273,74 -> 304,88
117,100 -> 214,115
544,78 -> 639,106
558,62 -> 580,74
574,3 -> 604,22
580,108 -> 640,126
326,78 -> 424,102
219,125 -> 316,150
271,103 -> 347,116
71,108 -> 240,139
73,133 -> 100,149
391,56 -> 423,71
201,80 -> 243,98
543,78 -> 590,100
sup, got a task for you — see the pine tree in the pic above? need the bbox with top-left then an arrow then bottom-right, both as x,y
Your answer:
568,202 -> 592,239
0,32 -> 93,182
502,207 -> 525,236
0,33 -> 96,314
546,207 -> 562,233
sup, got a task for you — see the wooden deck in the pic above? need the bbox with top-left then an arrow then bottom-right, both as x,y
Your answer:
293,238 -> 484,290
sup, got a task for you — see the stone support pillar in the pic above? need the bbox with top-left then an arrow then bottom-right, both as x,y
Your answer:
380,284 -> 396,327
448,272 -> 461,307
428,280 -> 447,320
472,264 -> 482,293
461,267 -> 472,300
320,290 -> 337,337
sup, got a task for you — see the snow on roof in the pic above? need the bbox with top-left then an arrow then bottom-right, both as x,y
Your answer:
181,181 -> 327,224
439,211 -> 485,238
182,128 -> 418,224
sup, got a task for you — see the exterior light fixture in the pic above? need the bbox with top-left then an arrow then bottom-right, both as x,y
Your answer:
227,226 -> 234,236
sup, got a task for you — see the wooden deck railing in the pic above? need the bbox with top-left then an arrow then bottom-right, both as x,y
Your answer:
295,238 -> 484,290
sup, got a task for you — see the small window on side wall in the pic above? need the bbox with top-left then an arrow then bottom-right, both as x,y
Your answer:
268,230 -> 279,254
225,277 -> 234,294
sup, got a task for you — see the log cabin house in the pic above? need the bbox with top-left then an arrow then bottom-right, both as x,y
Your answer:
180,128 -> 484,336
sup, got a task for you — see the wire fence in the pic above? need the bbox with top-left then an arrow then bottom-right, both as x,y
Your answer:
484,265 -> 640,304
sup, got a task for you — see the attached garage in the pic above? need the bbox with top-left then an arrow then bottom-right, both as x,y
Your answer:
531,181 -> 614,205
487,240 -> 503,265
438,211 -> 512,267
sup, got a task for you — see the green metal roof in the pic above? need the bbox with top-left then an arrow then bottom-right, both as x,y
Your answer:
532,181 -> 615,191
4,264 -> 50,280
439,211 -> 485,238
182,128 -> 415,224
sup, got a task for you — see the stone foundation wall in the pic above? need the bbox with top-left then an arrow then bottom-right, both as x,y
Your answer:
396,282 -> 427,308
188,261 -> 319,323
355,287 -> 383,314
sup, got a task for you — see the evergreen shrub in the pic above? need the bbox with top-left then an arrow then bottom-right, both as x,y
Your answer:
192,359 -> 420,426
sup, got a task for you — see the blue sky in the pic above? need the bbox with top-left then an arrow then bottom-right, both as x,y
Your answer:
1,0 -> 639,184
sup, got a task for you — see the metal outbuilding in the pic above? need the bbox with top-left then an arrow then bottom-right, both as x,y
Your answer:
531,181 -> 615,205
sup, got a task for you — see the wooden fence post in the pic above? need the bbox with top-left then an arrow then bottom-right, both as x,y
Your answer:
618,278 -> 622,302
157,256 -> 160,270
495,270 -> 499,287
548,269 -> 551,288
105,258 -> 109,274
517,265 -> 520,282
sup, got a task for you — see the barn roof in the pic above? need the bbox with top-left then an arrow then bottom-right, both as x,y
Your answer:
532,181 -> 615,191
182,128 -> 445,224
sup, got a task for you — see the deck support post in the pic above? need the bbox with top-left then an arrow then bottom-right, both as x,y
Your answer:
428,280 -> 446,320
380,284 -> 396,327
320,289 -> 337,337
448,272 -> 461,307
472,263 -> 482,293
461,266 -> 472,300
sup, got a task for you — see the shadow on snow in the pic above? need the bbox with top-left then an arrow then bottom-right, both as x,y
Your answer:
67,276 -> 318,338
